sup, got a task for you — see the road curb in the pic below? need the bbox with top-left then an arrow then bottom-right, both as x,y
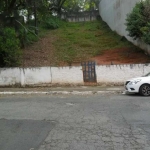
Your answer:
0,90 -> 123,95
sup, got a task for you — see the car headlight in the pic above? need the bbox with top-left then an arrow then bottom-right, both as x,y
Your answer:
129,79 -> 141,85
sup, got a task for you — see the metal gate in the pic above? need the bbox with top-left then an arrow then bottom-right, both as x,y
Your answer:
81,61 -> 97,83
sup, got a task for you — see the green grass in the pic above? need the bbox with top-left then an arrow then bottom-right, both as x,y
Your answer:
50,18 -> 135,65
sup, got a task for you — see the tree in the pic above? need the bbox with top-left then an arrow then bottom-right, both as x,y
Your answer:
83,0 -> 99,11
49,0 -> 99,15
63,0 -> 83,13
126,0 -> 150,44
62,0 -> 99,13
0,27 -> 21,67
49,0 -> 67,16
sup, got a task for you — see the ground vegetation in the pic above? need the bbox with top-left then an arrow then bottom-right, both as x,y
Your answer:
22,19 -> 150,67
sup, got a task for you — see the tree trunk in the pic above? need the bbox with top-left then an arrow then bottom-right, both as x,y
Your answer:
34,1 -> 38,35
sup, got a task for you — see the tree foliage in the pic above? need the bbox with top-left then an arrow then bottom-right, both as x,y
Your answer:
49,0 -> 67,15
62,0 -> 99,13
126,0 -> 150,44
0,28 -> 21,67
0,0 -> 51,67
0,0 -> 99,67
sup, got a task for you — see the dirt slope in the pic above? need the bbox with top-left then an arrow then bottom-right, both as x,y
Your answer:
22,31 -> 150,67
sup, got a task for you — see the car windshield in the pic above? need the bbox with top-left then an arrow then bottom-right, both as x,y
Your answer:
144,72 -> 150,77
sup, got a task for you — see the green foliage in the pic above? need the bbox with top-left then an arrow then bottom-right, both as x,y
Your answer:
0,28 -> 21,67
18,27 -> 39,47
53,20 -> 133,65
42,16 -> 64,29
141,23 -> 150,44
63,0 -> 99,12
126,2 -> 145,39
0,0 -> 67,67
126,0 -> 150,44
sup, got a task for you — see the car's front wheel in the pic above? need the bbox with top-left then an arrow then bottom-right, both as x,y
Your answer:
139,84 -> 150,96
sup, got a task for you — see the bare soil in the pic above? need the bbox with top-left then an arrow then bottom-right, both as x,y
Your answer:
91,48 -> 150,65
22,33 -> 57,67
22,33 -> 150,67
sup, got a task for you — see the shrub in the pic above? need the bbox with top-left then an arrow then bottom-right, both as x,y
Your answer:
18,27 -> 38,47
42,16 -> 62,29
0,28 -> 21,67
126,0 -> 150,44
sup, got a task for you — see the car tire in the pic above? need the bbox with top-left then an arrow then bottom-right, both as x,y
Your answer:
139,84 -> 150,96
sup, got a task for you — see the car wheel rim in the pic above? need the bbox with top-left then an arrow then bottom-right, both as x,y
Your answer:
142,85 -> 150,96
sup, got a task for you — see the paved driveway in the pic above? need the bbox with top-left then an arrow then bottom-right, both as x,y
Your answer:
0,93 -> 150,150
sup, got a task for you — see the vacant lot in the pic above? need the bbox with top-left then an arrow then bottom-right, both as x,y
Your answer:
22,19 -> 150,67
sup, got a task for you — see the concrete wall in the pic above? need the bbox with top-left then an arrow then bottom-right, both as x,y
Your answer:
66,16 -> 97,22
0,64 -> 150,86
23,67 -> 52,85
99,0 -> 150,55
51,67 -> 83,84
0,68 -> 21,86
96,64 -> 150,84
61,11 -> 99,22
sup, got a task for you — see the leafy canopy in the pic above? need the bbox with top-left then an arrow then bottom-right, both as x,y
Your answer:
126,0 -> 150,44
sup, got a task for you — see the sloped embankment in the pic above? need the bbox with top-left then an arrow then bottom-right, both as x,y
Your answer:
22,20 -> 150,67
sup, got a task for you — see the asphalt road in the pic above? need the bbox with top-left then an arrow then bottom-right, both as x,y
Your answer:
0,93 -> 150,150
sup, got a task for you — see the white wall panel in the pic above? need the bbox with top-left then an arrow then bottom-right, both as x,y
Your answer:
99,0 -> 150,55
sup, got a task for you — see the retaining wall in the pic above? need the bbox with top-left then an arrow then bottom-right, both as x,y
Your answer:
0,64 -> 150,86
99,0 -> 150,55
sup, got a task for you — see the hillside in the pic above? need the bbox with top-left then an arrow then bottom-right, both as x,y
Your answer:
22,19 -> 150,67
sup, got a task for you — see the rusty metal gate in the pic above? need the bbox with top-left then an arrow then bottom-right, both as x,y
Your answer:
81,61 -> 97,83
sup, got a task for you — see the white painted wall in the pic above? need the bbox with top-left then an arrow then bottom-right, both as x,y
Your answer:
23,67 -> 52,85
0,68 -> 21,86
51,66 -> 83,84
96,64 -> 150,84
99,0 -> 150,55
0,64 -> 150,86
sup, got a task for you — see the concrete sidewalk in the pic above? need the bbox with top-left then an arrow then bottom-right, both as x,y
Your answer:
0,86 -> 125,95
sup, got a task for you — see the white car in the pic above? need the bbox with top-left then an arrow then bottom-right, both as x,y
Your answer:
125,72 -> 150,96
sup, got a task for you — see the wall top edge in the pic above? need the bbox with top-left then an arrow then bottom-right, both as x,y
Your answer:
0,63 -> 149,70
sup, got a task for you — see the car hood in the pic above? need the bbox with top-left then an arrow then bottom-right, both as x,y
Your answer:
127,76 -> 148,81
